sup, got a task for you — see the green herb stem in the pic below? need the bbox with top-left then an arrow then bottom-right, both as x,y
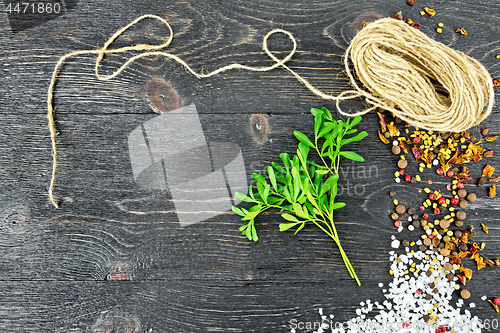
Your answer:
233,108 -> 367,286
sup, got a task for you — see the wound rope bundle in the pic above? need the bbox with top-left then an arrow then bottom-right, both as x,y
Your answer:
47,15 -> 495,207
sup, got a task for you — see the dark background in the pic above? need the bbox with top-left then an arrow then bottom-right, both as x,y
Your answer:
0,0 -> 499,332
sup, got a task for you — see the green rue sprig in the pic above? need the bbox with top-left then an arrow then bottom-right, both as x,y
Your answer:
232,107 -> 368,286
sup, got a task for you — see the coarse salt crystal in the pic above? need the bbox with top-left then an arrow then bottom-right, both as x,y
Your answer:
379,283 -> 383,288
481,295 -> 487,301
391,239 -> 400,248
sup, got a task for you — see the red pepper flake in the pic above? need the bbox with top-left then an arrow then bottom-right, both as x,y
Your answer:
399,169 -> 405,175
411,146 -> 423,161
393,11 -> 405,21
377,112 -> 387,133
423,7 -> 436,17
416,289 -> 422,295
484,135 -> 498,142
410,23 -> 420,30
394,220 -> 402,228
494,79 -> 500,87
482,165 -> 495,177
413,137 -> 421,143
489,185 -> 497,198
406,0 -> 417,5
429,194 -> 436,200
447,149 -> 459,164
489,176 -> 500,182
456,273 -> 466,286
438,197 -> 446,205
488,300 -> 500,312
457,182 -> 464,189
387,123 -> 400,137
436,168 -> 444,175
484,150 -> 494,157
378,131 -> 390,144
456,28 -> 468,36
422,213 -> 429,219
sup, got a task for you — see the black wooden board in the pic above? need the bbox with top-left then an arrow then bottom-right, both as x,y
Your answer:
0,0 -> 500,332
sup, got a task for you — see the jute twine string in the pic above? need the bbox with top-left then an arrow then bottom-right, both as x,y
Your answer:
47,15 -> 494,207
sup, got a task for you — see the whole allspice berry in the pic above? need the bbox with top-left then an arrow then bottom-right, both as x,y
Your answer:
456,211 -> 466,220
467,193 -> 476,202
392,145 -> 401,155
396,204 -> 406,214
458,189 -> 467,198
461,289 -> 471,299
397,159 -> 408,169
459,200 -> 468,208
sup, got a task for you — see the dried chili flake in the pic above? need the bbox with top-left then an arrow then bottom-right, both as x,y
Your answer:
447,149 -> 459,164
488,300 -> 500,313
406,0 -> 417,5
378,112 -> 387,133
480,223 -> 489,234
489,185 -> 497,198
476,256 -> 487,270
481,128 -> 490,136
393,11 -> 405,21
423,7 -> 436,17
494,79 -> 500,87
456,28 -> 467,36
412,146 -> 423,161
378,131 -> 390,144
456,273 -> 466,285
472,154 -> 482,162
463,268 -> 472,280
489,176 -> 500,182
482,165 -> 495,177
387,123 -> 400,137
484,150 -> 494,157
484,258 -> 496,267
484,136 -> 498,142
399,141 -> 409,154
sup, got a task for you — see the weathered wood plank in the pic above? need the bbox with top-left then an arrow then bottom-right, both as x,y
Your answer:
1,0 -> 500,331
1,278 -> 498,333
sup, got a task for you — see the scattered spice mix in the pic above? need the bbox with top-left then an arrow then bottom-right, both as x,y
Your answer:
380,109 -> 499,321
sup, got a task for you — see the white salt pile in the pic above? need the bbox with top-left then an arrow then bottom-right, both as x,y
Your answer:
294,242 -> 483,333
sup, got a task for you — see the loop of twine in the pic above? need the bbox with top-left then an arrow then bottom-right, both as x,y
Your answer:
47,15 -> 494,207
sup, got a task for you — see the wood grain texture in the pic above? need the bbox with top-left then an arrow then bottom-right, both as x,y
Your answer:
0,0 -> 499,332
